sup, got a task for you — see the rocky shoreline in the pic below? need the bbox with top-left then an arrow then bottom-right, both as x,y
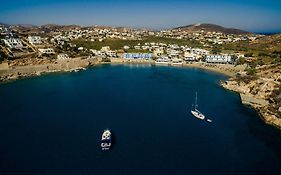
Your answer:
222,64 -> 281,129
0,57 -> 98,82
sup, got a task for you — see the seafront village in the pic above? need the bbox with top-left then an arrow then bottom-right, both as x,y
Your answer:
0,24 -> 257,75
0,24 -> 280,129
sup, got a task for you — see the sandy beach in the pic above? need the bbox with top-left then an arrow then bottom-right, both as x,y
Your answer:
182,62 -> 245,77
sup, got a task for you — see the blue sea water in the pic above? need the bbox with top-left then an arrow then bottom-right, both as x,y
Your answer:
0,64 -> 281,175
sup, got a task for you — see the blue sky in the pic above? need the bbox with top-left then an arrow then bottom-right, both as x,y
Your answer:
0,0 -> 281,32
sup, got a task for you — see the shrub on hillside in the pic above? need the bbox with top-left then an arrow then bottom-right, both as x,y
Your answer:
235,57 -> 246,65
245,52 -> 253,57
245,67 -> 256,76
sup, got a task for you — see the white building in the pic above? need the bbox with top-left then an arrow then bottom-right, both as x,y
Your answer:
167,49 -> 180,58
101,46 -> 110,52
155,56 -> 170,64
90,49 -> 106,56
38,48 -> 55,54
184,52 -> 197,61
57,54 -> 70,60
78,47 -> 84,51
28,36 -> 42,45
192,48 -> 209,55
3,38 -> 23,49
134,45 -> 141,50
206,55 -> 232,64
123,53 -> 152,60
106,50 -> 117,57
172,58 -> 183,65
153,48 -> 164,57
123,46 -> 130,50
90,49 -> 98,56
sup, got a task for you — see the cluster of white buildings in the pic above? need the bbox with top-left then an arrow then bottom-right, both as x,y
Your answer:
120,42 -> 235,64
122,42 -> 211,61
28,36 -> 42,45
49,27 -> 150,46
0,24 -> 248,64
90,46 -> 117,57
2,38 -> 23,49
156,28 -> 260,46
0,25 -> 9,36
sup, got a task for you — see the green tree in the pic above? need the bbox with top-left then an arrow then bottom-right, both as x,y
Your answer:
245,67 -> 256,76
258,51 -> 268,57
235,57 -> 246,65
211,45 -> 221,54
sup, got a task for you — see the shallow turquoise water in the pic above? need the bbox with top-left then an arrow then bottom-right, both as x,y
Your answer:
0,64 -> 280,175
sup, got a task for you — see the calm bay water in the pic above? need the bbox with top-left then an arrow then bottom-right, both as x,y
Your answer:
0,64 -> 281,175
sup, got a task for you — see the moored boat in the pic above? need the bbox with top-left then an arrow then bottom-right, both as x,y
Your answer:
191,92 -> 205,120
101,129 -> 112,150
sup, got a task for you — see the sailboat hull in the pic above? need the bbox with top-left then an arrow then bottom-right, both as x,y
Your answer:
191,110 -> 205,120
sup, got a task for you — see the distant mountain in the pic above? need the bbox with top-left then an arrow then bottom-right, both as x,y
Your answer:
17,24 -> 38,28
0,22 -> 9,27
39,24 -> 83,32
174,23 -> 251,35
41,24 -> 82,30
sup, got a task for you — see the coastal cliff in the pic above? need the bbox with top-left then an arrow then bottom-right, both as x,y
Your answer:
222,64 -> 281,129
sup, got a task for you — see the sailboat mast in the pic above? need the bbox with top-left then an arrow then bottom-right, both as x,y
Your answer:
195,92 -> 198,110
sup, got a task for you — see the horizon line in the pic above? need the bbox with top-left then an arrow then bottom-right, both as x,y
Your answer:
1,21 -> 281,34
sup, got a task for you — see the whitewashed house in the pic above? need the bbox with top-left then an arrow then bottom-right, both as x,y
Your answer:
28,36 -> 42,45
101,46 -> 110,52
172,58 -> 183,65
184,52 -> 197,61
123,53 -> 152,60
142,45 -> 150,50
3,38 -> 23,49
106,50 -> 117,57
38,48 -> 55,54
123,46 -> 130,50
153,48 -> 164,57
206,55 -> 232,64
90,49 -> 98,56
57,54 -> 70,60
167,49 -> 180,58
192,48 -> 209,55
134,45 -> 141,50
78,47 -> 84,51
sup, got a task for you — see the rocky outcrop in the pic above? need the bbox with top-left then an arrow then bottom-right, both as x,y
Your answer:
240,94 -> 268,107
222,64 -> 281,129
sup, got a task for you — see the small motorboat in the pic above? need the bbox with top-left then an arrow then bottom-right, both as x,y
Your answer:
101,129 -> 112,151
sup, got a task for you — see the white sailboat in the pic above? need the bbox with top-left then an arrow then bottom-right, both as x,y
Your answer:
191,92 -> 205,120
